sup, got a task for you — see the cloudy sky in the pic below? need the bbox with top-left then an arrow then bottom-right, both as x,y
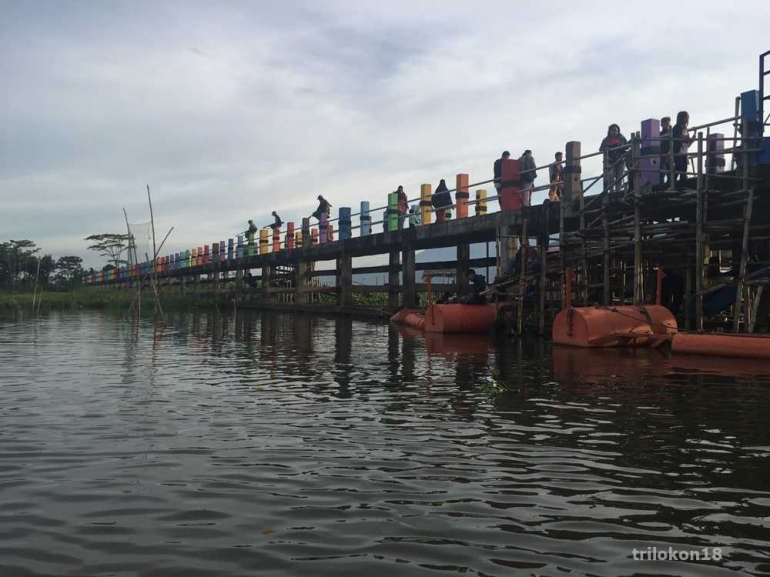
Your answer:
1,0 -> 768,268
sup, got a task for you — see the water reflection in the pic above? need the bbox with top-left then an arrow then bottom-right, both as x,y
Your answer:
0,309 -> 768,576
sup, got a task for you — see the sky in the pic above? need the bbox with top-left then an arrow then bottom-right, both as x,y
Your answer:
1,0 -> 769,269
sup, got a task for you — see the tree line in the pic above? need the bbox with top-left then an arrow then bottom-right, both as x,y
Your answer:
0,233 -> 130,292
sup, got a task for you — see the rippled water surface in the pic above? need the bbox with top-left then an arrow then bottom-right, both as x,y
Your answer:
1,309 -> 770,576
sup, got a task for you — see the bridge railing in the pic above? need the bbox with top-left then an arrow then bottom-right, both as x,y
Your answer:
85,93 -> 765,286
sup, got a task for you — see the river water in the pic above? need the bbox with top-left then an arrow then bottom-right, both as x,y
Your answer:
1,309 -> 769,577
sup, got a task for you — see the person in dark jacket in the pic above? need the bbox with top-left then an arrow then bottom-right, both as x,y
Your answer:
659,116 -> 672,187
244,220 -> 258,235
312,195 -> 332,222
673,111 -> 693,187
264,211 -> 283,230
600,124 -> 628,192
462,269 -> 487,304
432,179 -> 452,223
493,151 -> 510,195
396,185 -> 408,230
518,150 -> 537,207
548,151 -> 564,201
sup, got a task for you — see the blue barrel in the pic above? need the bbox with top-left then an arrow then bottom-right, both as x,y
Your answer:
227,238 -> 234,260
237,234 -> 244,258
339,207 -> 351,240
360,201 -> 371,235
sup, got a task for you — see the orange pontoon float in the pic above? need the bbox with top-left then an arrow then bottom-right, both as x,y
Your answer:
390,304 -> 497,334
552,305 -> 677,348
671,332 -> 770,360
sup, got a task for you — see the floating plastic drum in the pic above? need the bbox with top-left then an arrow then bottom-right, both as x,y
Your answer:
423,304 -> 498,333
552,305 -> 677,348
672,333 -> 770,359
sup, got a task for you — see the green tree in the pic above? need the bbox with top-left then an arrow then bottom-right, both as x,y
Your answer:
0,239 -> 40,289
85,233 -> 130,269
51,256 -> 85,290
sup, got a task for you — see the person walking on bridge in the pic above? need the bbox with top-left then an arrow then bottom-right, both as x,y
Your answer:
600,124 -> 628,193
396,186 -> 408,230
548,152 -> 564,202
494,151 -> 510,196
432,179 -> 452,223
673,111 -> 693,188
518,150 -> 537,207
311,195 -> 332,222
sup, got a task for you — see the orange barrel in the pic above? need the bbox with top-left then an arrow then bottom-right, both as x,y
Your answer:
204,245 -> 210,264
197,246 -> 203,266
552,305 -> 677,348
287,222 -> 295,249
403,312 -> 425,330
311,228 -> 318,245
456,173 -> 469,218
499,158 -> 522,211
328,224 -> 334,242
423,303 -> 498,333
671,333 -> 770,359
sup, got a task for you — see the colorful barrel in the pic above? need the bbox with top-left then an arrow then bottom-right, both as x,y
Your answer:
456,174 -> 469,218
311,228 -> 318,246
272,227 -> 280,252
500,158 -> 523,211
227,239 -> 233,260
185,249 -> 191,267
339,207 -> 351,240
319,212 -> 328,243
236,235 -> 244,259
420,184 -> 432,225
302,217 -> 310,240
328,224 -> 334,241
191,248 -> 197,267
204,245 -> 210,264
640,118 -> 660,187
260,229 -> 269,254
219,241 -> 225,261
423,304 -> 498,333
296,231 -> 302,248
360,201 -> 371,235
475,189 -> 487,216
212,242 -> 219,262
247,232 -> 254,257
287,222 -> 295,249
707,133 -> 725,174
387,192 -> 398,231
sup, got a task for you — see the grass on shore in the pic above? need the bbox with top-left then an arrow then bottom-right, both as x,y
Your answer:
0,288 -> 216,310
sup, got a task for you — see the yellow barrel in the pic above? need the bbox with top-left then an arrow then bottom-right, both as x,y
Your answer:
475,189 -> 487,216
420,183 -> 432,225
259,229 -> 269,254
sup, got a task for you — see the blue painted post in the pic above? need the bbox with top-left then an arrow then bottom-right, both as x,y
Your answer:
227,238 -> 234,260
741,90 -> 762,168
640,118 -> 660,187
319,212 -> 328,243
236,235 -> 244,259
339,207 -> 351,240
707,133 -> 725,174
360,201 -> 371,235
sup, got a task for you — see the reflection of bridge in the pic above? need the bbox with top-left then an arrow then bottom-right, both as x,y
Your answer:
88,60 -> 770,335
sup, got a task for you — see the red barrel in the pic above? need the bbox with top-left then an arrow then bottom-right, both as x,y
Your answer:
672,333 -> 770,359
423,304 -> 498,333
553,305 -> 677,348
499,158 -> 522,211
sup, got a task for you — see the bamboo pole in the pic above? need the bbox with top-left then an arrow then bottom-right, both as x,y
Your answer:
517,218 -> 528,335
632,133 -> 643,304
695,133 -> 704,331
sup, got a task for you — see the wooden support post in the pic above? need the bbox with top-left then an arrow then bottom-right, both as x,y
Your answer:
632,133 -> 643,304
420,184 -> 432,225
695,133 -> 704,331
457,243 -> 470,296
403,243 -> 416,308
295,259 -> 309,304
602,181 -> 611,305
539,234 -> 547,336
707,133 -> 725,175
337,251 -> 352,307
733,188 -> 755,332
517,218 -> 528,335
262,265 -> 270,302
213,270 -> 219,297
564,141 -> 582,214
388,251 -> 400,309
235,268 -> 243,297
456,174 -> 469,218
685,267 -> 692,330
